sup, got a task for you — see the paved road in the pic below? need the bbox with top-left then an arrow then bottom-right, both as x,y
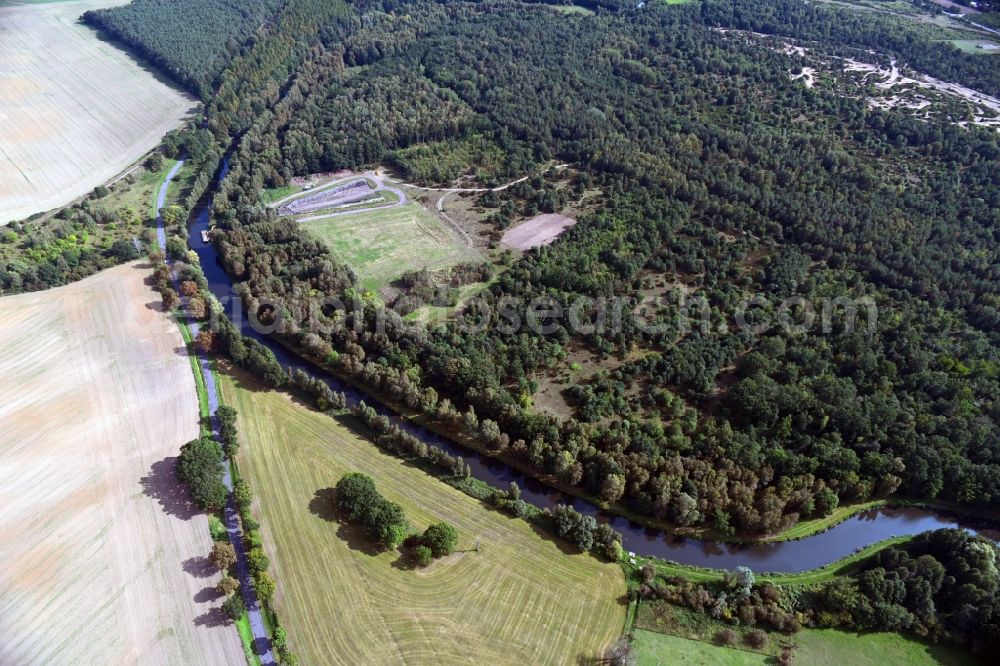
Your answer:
156,160 -> 276,665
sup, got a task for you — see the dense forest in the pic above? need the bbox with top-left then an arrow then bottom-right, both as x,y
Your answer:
82,0 -> 284,96
92,0 -> 1000,539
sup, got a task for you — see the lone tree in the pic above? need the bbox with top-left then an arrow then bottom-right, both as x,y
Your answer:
210,541 -> 237,572
177,436 -> 225,510
421,522 -> 458,558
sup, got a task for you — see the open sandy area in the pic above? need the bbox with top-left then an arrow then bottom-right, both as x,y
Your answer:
0,263 -> 243,665
502,213 -> 578,250
0,0 -> 196,224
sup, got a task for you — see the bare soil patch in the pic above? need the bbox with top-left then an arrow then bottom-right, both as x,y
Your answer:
502,213 -> 577,250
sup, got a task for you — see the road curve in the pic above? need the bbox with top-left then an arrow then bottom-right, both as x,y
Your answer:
156,160 -> 276,665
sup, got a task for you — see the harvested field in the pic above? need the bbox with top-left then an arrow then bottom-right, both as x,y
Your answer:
302,203 -> 479,291
0,263 -> 243,665
502,213 -> 577,250
221,370 -> 626,665
0,0 -> 195,224
277,178 -> 377,215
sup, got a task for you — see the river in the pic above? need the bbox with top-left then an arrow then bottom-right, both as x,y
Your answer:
187,159 -> 999,574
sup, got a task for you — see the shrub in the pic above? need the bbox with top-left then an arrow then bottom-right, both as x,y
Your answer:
716,628 -> 738,647
253,571 -> 276,603
209,541 -> 237,572
745,629 -> 768,649
244,530 -> 263,549
216,575 -> 239,596
414,545 -> 433,567
208,514 -> 228,541
421,522 -> 458,558
233,479 -> 253,509
222,593 -> 245,621
247,547 -> 269,575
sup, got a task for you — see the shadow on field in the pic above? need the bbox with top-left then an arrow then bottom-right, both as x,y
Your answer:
194,585 -> 224,603
193,607 -> 230,628
183,555 -> 216,578
391,552 -> 417,572
309,488 -> 384,555
308,488 -> 338,521
141,457 -> 200,520
335,522 -> 385,557
527,519 -> 583,557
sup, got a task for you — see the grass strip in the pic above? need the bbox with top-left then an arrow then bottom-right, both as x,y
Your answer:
235,613 -> 262,666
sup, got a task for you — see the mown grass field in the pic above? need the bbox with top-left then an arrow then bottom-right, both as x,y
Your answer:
633,629 -> 767,665
301,203 -> 479,291
948,39 -> 1000,54
633,626 -> 977,666
0,0 -> 193,223
221,371 -> 626,665
792,628 -> 978,665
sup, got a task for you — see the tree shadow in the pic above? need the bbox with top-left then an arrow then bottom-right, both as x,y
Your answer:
193,607 -> 230,628
308,488 -> 383,556
252,637 -> 272,656
335,522 -> 384,557
308,488 -> 337,522
194,585 -> 223,603
391,551 -> 417,571
216,361 -> 272,395
141,457 -> 199,520
527,518 -> 583,557
183,555 -> 216,578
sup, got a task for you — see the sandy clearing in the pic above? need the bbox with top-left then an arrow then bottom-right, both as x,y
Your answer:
0,0 -> 196,224
502,213 -> 577,250
0,263 -> 243,665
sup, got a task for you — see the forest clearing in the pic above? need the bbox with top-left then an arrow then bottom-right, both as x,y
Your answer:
301,202 -> 479,291
220,370 -> 625,665
0,262 -> 244,665
501,213 -> 578,250
0,0 -> 194,224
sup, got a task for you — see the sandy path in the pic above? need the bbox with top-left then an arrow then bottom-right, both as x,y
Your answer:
0,263 -> 243,665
